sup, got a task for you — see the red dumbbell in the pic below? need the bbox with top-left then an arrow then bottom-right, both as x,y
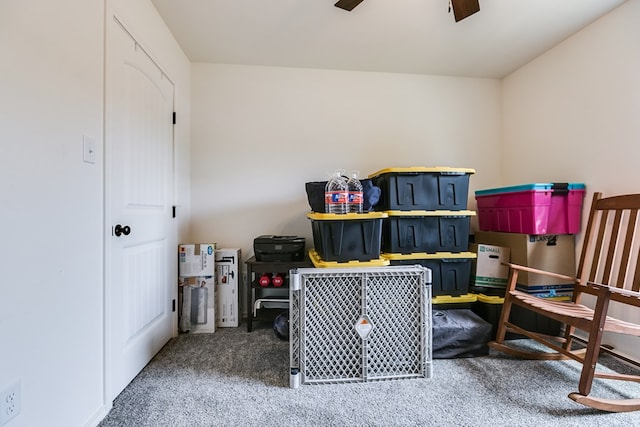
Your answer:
258,273 -> 272,287
271,273 -> 285,287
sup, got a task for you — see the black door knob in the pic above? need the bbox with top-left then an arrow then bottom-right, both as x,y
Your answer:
114,224 -> 131,237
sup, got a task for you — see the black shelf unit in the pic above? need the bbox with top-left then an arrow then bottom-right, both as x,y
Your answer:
245,256 -> 313,332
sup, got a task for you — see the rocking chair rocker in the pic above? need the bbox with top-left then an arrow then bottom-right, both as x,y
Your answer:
489,192 -> 640,412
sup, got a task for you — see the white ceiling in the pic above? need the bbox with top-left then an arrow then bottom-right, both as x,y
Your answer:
150,0 -> 627,78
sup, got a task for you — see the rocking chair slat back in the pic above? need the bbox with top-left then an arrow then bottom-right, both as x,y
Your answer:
578,193 -> 640,293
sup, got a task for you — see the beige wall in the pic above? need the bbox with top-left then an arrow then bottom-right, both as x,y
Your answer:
502,0 -> 640,356
502,1 -> 639,192
190,0 -> 640,359
190,64 -> 502,264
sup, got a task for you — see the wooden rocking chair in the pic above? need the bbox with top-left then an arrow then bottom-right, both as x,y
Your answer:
489,192 -> 640,412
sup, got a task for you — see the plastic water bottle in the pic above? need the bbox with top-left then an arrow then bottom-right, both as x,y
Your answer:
347,171 -> 364,214
325,171 -> 348,214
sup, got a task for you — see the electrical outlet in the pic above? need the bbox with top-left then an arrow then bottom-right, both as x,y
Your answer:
0,380 -> 21,426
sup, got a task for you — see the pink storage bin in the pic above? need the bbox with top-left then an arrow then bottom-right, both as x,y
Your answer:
475,183 -> 586,235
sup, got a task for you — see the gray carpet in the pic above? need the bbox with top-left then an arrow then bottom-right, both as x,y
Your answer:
99,324 -> 640,427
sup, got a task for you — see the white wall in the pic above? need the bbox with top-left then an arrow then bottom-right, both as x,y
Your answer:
190,64 -> 502,266
0,1 -> 190,426
502,0 -> 640,357
0,0 -> 635,425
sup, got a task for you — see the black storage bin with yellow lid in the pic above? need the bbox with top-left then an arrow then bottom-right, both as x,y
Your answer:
368,167 -> 475,211
307,212 -> 387,263
381,210 -> 475,254
384,252 -> 476,296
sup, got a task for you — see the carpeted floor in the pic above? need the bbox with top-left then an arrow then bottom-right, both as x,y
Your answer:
98,324 -> 640,427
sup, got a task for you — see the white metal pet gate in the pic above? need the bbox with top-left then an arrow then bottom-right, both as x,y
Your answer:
289,266 -> 432,388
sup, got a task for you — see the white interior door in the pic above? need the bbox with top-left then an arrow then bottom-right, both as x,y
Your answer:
105,15 -> 176,401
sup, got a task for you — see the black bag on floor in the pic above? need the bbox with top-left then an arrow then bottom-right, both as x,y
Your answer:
432,309 -> 492,359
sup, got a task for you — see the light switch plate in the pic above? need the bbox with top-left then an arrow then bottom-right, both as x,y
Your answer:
83,135 -> 96,164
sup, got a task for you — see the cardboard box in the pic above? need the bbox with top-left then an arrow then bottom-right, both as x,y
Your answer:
515,283 -> 574,298
178,276 -> 215,333
470,243 -> 510,289
215,248 -> 241,327
475,231 -> 575,286
179,243 -> 216,277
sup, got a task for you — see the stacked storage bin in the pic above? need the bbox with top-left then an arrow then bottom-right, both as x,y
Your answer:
305,177 -> 390,267
368,167 -> 478,303
370,167 -> 498,357
471,182 -> 586,338
306,211 -> 390,267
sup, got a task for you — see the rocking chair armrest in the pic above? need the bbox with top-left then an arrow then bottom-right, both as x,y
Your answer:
586,281 -> 640,300
502,262 -> 576,282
